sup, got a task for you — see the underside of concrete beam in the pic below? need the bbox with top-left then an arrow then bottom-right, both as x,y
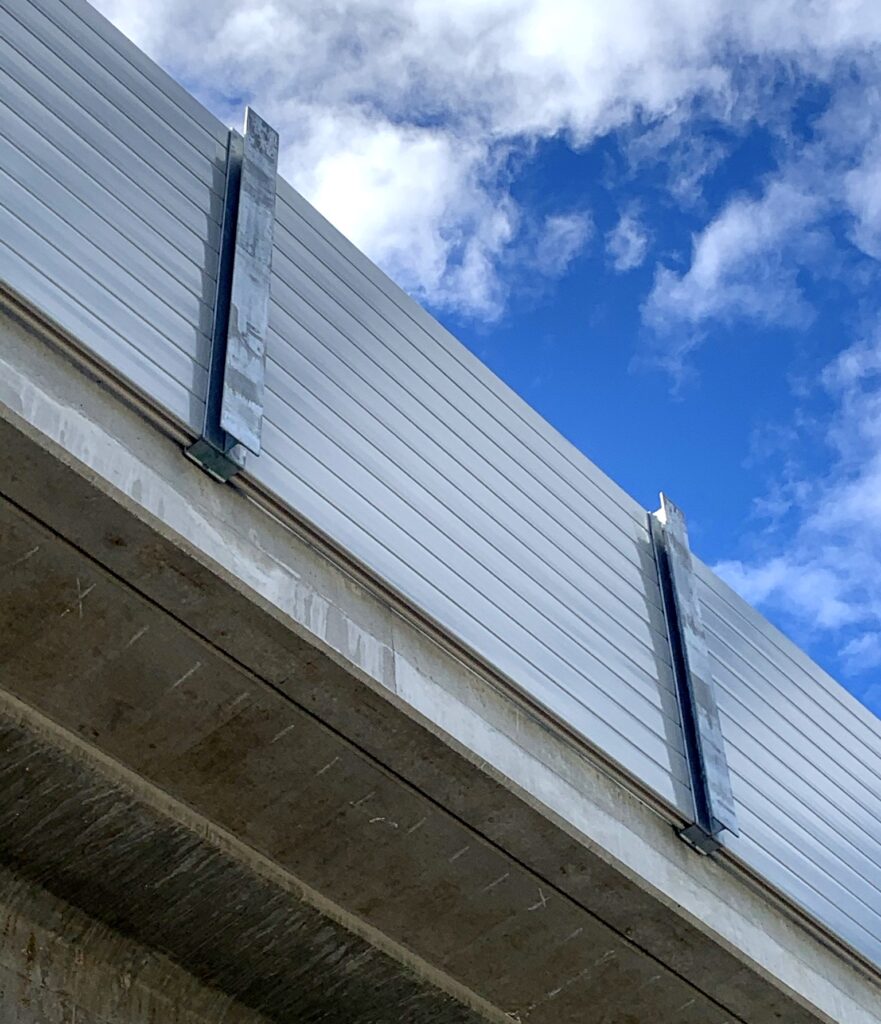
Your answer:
0,859 -> 274,1024
0,687 -> 496,1024
1,292 -> 880,1024
0,489 -> 741,1024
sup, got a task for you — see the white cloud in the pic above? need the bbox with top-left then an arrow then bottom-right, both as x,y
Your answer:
289,111 -> 515,317
644,181 -> 823,340
92,0 -> 881,318
639,67 -> 881,367
840,634 -> 881,675
715,556 -> 863,632
534,212 -> 593,278
843,160 -> 881,261
830,83 -> 881,262
606,209 -> 650,271
698,92 -> 881,681
714,330 -> 881,679
625,111 -> 730,205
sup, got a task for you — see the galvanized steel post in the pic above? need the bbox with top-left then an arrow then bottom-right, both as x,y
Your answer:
651,493 -> 739,854
187,108 -> 278,481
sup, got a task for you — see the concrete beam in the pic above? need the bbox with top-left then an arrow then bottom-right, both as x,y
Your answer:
1,290 -> 880,1023
0,689 -> 493,1023
0,488 -> 732,1024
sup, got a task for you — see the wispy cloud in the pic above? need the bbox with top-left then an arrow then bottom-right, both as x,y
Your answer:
639,65 -> 881,362
656,72 -> 881,694
715,329 -> 881,688
840,634 -> 881,677
606,208 -> 650,272
534,212 -> 593,278
643,181 -> 824,358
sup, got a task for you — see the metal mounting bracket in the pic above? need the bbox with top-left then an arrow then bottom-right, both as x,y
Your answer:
186,108 -> 279,481
650,493 -> 739,854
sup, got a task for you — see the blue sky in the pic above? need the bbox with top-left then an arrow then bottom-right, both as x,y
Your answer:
97,0 -> 881,716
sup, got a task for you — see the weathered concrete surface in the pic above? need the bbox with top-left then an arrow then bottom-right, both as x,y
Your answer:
0,690 -> 497,1024
0,493 -> 737,1024
1,861 -> 273,1024
1,290 -> 881,1024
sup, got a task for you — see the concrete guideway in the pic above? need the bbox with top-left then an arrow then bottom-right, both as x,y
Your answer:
1,294 -> 880,1022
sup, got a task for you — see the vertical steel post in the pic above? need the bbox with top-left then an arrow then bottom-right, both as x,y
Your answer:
186,108 -> 278,481
651,493 -> 739,853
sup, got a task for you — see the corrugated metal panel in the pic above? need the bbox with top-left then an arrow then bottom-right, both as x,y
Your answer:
249,178 -> 692,812
696,560 -> 881,967
0,0 -> 228,429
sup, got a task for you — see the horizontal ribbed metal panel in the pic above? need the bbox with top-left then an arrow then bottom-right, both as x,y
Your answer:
696,560 -> 881,967
0,0 -> 228,430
